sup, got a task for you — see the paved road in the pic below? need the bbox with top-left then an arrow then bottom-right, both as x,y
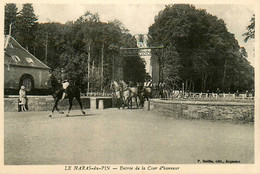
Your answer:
4,108 -> 254,164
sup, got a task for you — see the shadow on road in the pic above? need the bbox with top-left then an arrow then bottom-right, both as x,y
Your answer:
66,113 -> 99,117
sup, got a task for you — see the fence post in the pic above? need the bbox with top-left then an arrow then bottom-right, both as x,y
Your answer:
90,97 -> 97,109
98,100 -> 104,109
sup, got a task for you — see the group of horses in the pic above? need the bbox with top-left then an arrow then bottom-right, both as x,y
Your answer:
46,74 -> 166,117
110,80 -> 166,109
110,80 -> 147,109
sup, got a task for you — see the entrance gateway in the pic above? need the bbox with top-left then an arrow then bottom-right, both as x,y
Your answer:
119,34 -> 164,83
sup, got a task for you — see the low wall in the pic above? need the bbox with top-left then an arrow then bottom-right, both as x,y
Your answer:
150,99 -> 254,122
4,96 -> 112,112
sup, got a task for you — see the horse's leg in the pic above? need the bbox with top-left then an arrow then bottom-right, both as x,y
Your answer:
55,99 -> 64,114
129,96 -> 132,109
140,94 -> 144,107
127,96 -> 130,109
76,96 -> 85,115
122,97 -> 125,109
135,95 -> 139,108
49,99 -> 59,117
132,96 -> 134,108
117,98 -> 121,109
66,98 -> 73,117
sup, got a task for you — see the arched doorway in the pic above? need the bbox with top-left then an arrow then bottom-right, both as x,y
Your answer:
19,74 -> 34,92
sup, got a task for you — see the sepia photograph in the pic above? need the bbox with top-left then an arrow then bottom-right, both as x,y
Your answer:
1,0 -> 259,173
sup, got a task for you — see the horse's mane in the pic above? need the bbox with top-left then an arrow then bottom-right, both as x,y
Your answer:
113,81 -> 119,87
111,81 -> 120,91
120,80 -> 127,87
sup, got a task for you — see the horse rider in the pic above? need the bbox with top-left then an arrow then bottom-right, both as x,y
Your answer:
61,69 -> 69,100
144,78 -> 152,88
61,80 -> 69,100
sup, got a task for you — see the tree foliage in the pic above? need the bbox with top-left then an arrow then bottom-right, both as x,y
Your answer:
4,3 -> 18,35
243,14 -> 255,42
15,3 -> 38,52
149,4 -> 254,92
4,3 -> 147,92
4,5 -> 146,92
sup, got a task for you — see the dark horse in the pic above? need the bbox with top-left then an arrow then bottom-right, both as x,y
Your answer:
137,82 -> 152,107
47,74 -> 85,117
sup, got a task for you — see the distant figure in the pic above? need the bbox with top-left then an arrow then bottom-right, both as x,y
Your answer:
251,89 -> 254,97
235,90 -> 239,98
216,88 -> 220,99
19,86 -> 27,112
144,79 -> 152,88
216,88 -> 220,95
245,90 -> 249,97
207,90 -> 210,98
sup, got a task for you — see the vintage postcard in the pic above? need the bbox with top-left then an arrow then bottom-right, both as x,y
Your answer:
0,0 -> 259,173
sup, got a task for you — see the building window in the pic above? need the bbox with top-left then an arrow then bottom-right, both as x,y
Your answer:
26,57 -> 34,63
11,55 -> 20,62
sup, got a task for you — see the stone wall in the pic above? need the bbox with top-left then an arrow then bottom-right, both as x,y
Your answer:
4,96 -> 113,112
150,99 -> 254,122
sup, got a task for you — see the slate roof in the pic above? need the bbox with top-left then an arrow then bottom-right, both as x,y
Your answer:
4,35 -> 50,70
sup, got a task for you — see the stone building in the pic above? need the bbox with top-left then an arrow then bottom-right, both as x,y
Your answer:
4,35 -> 51,95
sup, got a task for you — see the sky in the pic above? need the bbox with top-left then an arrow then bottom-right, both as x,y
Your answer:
15,3 -> 255,66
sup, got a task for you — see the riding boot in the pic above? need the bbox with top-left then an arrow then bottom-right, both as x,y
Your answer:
61,92 -> 65,100
61,89 -> 67,100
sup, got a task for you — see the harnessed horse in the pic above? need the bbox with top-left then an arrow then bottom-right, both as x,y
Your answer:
128,83 -> 139,109
137,82 -> 152,107
119,80 -> 131,109
47,74 -> 85,117
110,81 -> 123,109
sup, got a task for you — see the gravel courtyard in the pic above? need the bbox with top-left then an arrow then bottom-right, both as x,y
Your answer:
4,108 -> 254,164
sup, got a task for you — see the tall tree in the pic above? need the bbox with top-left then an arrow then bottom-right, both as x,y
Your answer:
4,3 -> 18,35
33,11 -> 145,91
149,4 -> 254,92
243,14 -> 255,42
16,3 -> 38,52
34,22 -> 66,68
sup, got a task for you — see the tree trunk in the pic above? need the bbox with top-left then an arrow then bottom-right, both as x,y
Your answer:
87,44 -> 91,93
201,74 -> 206,92
222,60 -> 228,92
112,55 -> 115,80
192,81 -> 195,92
203,74 -> 207,92
101,42 -> 104,90
185,79 -> 188,93
188,79 -> 192,92
45,34 -> 48,63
